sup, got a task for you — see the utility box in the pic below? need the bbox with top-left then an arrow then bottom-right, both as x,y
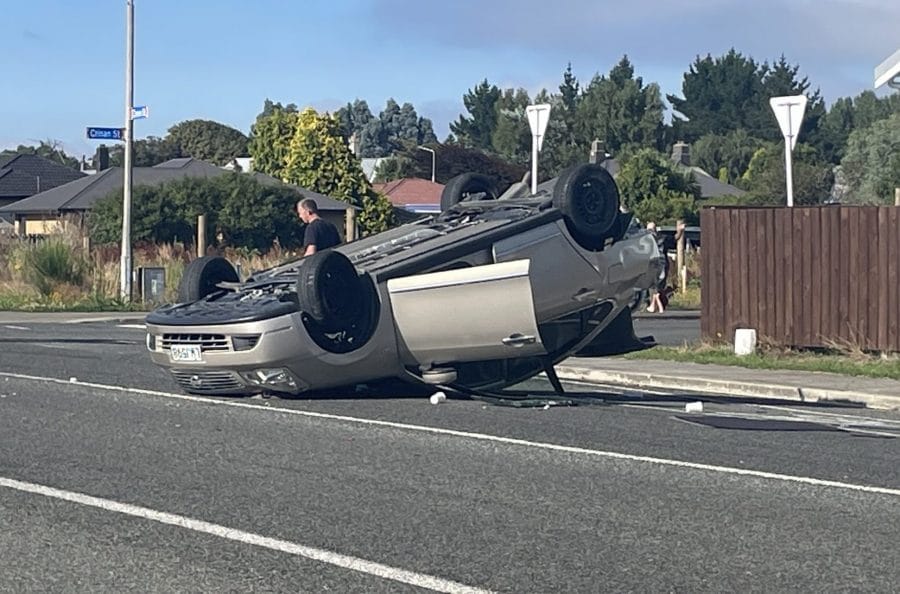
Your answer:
138,267 -> 166,304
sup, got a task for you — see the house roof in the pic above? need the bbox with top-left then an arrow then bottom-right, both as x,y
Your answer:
686,166 -> 746,198
597,157 -> 744,199
373,178 -> 444,209
0,153 -> 85,198
0,158 -> 357,215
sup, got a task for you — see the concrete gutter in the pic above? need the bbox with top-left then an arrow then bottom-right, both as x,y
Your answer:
0,312 -> 149,324
553,364 -> 900,411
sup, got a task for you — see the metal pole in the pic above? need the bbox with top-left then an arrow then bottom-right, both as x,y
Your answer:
785,108 -> 794,207
784,138 -> 794,207
531,120 -> 539,195
676,220 -> 685,295
120,0 -> 134,300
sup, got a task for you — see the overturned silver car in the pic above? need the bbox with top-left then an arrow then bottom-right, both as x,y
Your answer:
145,163 -> 662,396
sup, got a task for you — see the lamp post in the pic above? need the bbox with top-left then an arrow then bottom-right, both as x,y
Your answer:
417,146 -> 435,183
120,0 -> 135,300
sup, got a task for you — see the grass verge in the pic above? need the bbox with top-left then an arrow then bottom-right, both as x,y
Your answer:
0,292 -> 147,312
624,344 -> 900,381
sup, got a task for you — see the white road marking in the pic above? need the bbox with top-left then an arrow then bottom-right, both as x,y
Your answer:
32,343 -> 76,351
0,476 -> 489,594
117,324 -> 146,330
2,325 -> 30,331
2,371 -> 899,498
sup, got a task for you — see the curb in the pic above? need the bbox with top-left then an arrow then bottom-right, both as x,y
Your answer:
553,365 -> 900,411
632,311 -> 700,320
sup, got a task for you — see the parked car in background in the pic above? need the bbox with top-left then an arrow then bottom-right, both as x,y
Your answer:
145,163 -> 662,396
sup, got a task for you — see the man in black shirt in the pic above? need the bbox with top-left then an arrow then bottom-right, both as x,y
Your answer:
297,198 -> 342,256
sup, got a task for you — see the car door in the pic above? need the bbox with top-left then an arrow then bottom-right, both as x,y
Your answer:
386,259 -> 546,366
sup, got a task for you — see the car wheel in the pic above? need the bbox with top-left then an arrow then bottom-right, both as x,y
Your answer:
440,173 -> 500,211
296,250 -> 364,330
177,256 -> 239,302
552,163 -> 620,250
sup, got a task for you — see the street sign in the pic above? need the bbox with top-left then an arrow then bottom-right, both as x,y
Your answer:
526,104 -> 551,151
526,104 -> 552,194
86,127 -> 125,141
769,95 -> 807,151
769,95 -> 808,207
131,105 -> 149,120
874,48 -> 900,90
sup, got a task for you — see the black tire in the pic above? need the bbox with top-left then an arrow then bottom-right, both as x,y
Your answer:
552,164 -> 620,249
177,256 -> 239,302
440,173 -> 500,211
296,250 -> 364,330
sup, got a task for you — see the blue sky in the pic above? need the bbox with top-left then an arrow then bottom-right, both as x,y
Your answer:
1,0 -> 897,160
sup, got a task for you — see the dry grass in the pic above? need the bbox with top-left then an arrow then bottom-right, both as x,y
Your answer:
1,225 -> 299,310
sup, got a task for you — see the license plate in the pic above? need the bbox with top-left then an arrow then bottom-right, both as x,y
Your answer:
170,345 -> 202,362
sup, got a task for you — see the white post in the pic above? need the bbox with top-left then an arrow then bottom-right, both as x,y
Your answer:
525,104 -> 551,196
785,106 -> 794,207
120,0 -> 135,300
784,138 -> 794,207
769,95 -> 807,209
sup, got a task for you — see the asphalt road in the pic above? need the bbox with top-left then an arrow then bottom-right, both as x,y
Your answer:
633,315 -> 700,346
0,318 -> 898,593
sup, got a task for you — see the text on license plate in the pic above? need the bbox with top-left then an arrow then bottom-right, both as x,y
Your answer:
170,345 -> 202,362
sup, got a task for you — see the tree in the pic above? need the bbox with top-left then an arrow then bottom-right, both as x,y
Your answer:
840,113 -> 900,204
740,143 -> 834,205
336,99 -> 437,158
490,88 -> 532,165
248,102 -> 299,179
668,49 -> 764,141
614,148 -> 700,225
450,79 -> 501,150
109,136 -> 182,167
282,108 -> 393,234
1,140 -> 79,170
816,96 -> 855,164
758,55 -> 825,145
692,129 -> 765,184
383,143 -> 527,188
166,119 -> 249,165
88,174 -> 305,251
576,56 -> 666,153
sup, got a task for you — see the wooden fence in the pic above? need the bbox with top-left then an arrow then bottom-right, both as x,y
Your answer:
701,205 -> 900,352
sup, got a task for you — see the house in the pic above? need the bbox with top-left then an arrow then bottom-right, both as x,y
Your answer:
669,141 -> 745,199
593,142 -> 745,200
0,153 -> 86,225
0,158 -> 358,239
373,178 -> 444,214
223,157 -> 253,173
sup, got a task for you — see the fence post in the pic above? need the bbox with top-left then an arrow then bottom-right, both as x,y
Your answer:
895,187 -> 900,206
197,214 -> 207,257
676,219 -> 686,294
345,207 -> 356,242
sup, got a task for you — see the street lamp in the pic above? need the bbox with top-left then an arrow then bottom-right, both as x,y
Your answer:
417,146 -> 435,183
120,0 -> 135,300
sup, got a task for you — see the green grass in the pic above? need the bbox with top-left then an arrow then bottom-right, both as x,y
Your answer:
667,285 -> 701,310
624,345 -> 900,380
